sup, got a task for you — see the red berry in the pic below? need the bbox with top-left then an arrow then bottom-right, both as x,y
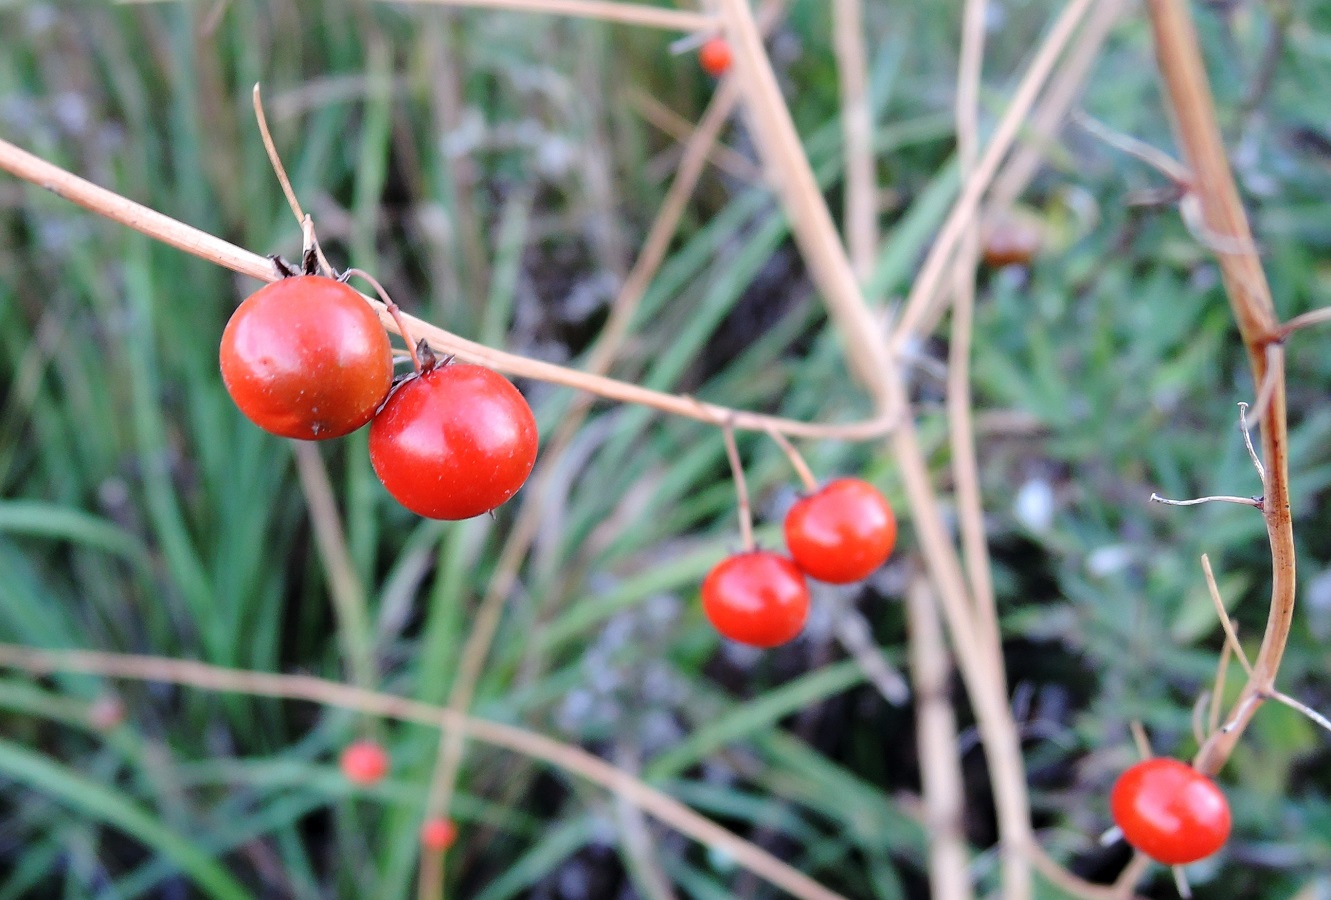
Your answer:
1110,758 -> 1231,865
701,551 -> 809,648
220,275 -> 393,440
420,817 -> 458,851
784,478 -> 896,583
339,740 -> 390,785
368,363 -> 538,520
699,37 -> 732,76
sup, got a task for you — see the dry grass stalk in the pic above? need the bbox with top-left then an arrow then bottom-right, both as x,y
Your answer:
0,137 -> 889,441
381,0 -> 715,32
831,0 -> 877,280
948,0 -> 1001,674
628,87 -> 759,182
906,575 -> 974,900
291,443 -> 378,691
888,0 -> 1099,348
988,0 -> 1127,212
0,643 -> 844,900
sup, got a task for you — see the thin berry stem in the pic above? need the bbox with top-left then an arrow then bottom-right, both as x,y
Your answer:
1129,720 -> 1152,759
765,425 -> 818,492
342,268 -> 423,373
253,84 -> 334,277
722,422 -> 754,552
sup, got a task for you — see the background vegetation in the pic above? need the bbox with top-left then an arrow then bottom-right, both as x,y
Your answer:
1,0 -> 1330,897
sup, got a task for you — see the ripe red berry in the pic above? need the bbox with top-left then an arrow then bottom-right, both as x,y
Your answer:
220,275 -> 393,440
368,363 -> 539,520
701,551 -> 809,647
339,740 -> 390,785
420,817 -> 458,851
784,478 -> 897,583
1110,758 -> 1231,865
699,37 -> 732,76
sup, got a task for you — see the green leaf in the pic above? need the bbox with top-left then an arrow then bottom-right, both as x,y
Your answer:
0,738 -> 250,900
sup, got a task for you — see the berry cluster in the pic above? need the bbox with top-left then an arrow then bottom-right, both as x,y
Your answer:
702,478 -> 897,648
1111,757 -> 1231,866
220,272 -> 538,519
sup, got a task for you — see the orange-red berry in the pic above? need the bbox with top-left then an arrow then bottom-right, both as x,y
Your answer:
701,551 -> 809,647
784,478 -> 897,583
339,740 -> 390,785
699,37 -> 732,77
1111,758 -> 1230,865
368,363 -> 539,520
420,817 -> 458,851
220,275 -> 393,440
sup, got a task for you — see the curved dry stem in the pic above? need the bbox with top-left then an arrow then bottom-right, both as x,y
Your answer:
0,643 -> 845,900
1029,843 -> 1150,900
1147,0 -> 1294,777
253,85 -> 334,277
1072,110 -> 1191,185
0,136 -> 893,441
1276,305 -> 1331,341
1201,555 -> 1254,676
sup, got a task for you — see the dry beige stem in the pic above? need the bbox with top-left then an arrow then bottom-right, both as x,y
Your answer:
949,0 -> 1002,679
0,644 -> 843,900
988,0 -> 1128,212
906,574 -> 973,900
290,443 -> 377,692
888,0 -> 1099,348
0,137 -> 889,441
831,0 -> 877,280
380,0 -> 715,32
628,87 -> 759,182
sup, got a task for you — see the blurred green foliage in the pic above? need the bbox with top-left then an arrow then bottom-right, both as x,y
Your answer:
1,1 -> 1330,898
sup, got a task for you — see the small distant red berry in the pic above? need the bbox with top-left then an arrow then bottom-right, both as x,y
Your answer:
88,694 -> 126,731
339,740 -> 390,785
1110,758 -> 1230,865
784,478 -> 897,583
220,275 -> 393,440
420,817 -> 458,851
701,551 -> 809,647
369,363 -> 539,520
699,37 -> 732,77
